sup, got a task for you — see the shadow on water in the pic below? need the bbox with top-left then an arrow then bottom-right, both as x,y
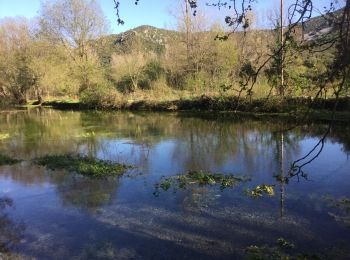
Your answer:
0,197 -> 25,257
0,108 -> 350,258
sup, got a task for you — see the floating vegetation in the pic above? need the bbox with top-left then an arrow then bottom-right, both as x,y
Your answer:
245,238 -> 296,259
245,184 -> 275,199
245,245 -> 288,260
0,154 -> 21,166
245,237 -> 348,259
33,154 -> 133,178
153,170 -> 249,196
276,238 -> 295,250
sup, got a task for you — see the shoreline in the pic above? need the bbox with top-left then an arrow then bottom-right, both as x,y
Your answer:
3,96 -> 350,124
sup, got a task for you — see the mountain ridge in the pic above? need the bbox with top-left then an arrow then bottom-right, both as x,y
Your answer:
95,9 -> 341,63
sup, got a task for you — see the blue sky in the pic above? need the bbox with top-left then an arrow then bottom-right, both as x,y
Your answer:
0,0 -> 342,34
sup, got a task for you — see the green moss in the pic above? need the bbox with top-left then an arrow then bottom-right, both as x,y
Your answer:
0,154 -> 21,166
33,154 -> 132,178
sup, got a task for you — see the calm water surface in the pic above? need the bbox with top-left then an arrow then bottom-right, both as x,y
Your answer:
0,109 -> 349,259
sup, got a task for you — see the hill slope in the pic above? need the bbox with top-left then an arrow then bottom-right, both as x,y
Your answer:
95,9 -> 341,64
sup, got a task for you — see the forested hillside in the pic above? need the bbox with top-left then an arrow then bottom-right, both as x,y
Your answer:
0,0 -> 348,110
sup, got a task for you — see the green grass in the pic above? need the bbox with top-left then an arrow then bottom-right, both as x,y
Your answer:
0,153 -> 21,166
33,154 -> 133,178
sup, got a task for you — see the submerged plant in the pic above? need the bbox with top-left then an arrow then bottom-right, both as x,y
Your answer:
326,196 -> 350,227
0,197 -> 26,254
33,154 -> 133,178
0,154 -> 21,166
246,238 -> 299,259
245,184 -> 275,199
276,238 -> 295,250
245,237 -> 348,259
153,170 -> 248,196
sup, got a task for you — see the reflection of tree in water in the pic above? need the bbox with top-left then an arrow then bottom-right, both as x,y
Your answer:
0,109 -> 86,159
51,172 -> 121,212
152,123 -> 301,217
0,163 -> 48,186
169,119 -> 302,175
2,109 -> 349,171
0,197 -> 25,253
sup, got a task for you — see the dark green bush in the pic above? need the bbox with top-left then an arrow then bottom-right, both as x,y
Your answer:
143,60 -> 164,81
165,70 -> 187,89
116,75 -> 135,93
80,82 -> 121,108
116,61 -> 165,92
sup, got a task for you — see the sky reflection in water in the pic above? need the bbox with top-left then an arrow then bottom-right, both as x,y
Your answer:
0,109 -> 349,259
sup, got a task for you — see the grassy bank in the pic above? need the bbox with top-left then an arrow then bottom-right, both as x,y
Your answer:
37,96 -> 350,123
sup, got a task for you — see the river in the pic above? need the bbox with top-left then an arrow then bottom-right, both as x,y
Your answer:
0,108 -> 349,259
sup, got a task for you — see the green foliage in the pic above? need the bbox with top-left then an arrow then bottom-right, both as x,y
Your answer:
165,70 -> 187,89
0,18 -> 37,104
80,82 -> 123,109
116,75 -> 135,93
0,154 -> 21,166
0,2 -> 344,109
153,170 -> 248,196
33,154 -> 133,178
115,60 -> 165,92
142,60 -> 164,81
245,184 -> 275,199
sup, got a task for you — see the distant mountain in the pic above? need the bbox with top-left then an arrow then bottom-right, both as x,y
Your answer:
94,9 -> 342,64
94,25 -> 181,64
303,8 -> 343,40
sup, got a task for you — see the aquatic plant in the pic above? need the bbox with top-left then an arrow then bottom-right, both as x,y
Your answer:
245,184 -> 275,199
276,238 -> 295,250
153,170 -> 248,196
33,154 -> 133,178
246,238 -> 309,260
245,237 -> 350,259
326,196 -> 350,227
0,154 -> 21,166
245,245 -> 288,260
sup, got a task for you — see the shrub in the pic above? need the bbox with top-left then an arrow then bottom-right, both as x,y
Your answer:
116,75 -> 135,93
115,60 -> 165,92
143,60 -> 164,81
80,82 -> 123,109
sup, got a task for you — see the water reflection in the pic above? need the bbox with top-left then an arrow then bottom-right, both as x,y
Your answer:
0,109 -> 349,258
0,197 -> 25,254
52,172 -> 121,213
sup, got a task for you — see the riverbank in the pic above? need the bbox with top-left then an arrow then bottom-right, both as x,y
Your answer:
6,95 -> 349,123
